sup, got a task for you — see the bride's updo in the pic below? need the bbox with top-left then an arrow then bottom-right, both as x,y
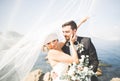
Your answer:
44,33 -> 58,45
42,33 -> 59,52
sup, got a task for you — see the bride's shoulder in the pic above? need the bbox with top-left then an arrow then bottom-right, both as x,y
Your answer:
48,49 -> 60,54
58,41 -> 65,48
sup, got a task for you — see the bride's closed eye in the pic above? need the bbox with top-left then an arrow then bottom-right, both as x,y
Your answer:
47,42 -> 50,45
52,39 -> 58,43
46,39 -> 58,45
53,40 -> 57,42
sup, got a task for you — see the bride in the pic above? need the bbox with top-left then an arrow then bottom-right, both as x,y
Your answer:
43,33 -> 79,81
42,17 -> 88,81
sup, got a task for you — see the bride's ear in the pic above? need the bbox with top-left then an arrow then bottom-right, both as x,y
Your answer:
41,45 -> 49,52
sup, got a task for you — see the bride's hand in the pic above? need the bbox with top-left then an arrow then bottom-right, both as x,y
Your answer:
77,16 -> 89,28
80,16 -> 89,24
70,34 -> 76,44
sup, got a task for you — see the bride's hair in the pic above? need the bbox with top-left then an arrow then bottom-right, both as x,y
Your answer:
44,33 -> 58,45
41,33 -> 59,52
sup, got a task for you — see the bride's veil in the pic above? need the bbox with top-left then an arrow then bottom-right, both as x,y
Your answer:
0,0 -> 95,81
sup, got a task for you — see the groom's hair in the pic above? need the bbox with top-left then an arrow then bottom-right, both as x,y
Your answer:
62,20 -> 77,30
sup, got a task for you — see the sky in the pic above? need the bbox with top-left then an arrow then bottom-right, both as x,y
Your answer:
0,0 -> 120,41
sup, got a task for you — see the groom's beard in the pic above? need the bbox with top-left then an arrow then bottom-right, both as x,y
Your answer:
64,36 -> 70,41
66,39 -> 70,41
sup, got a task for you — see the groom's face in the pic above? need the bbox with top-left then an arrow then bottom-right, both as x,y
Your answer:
62,25 -> 76,41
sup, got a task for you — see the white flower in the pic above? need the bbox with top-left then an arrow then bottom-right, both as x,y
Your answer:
68,69 -> 75,76
74,43 -> 84,53
73,62 -> 77,66
83,67 -> 88,72
80,55 -> 85,62
71,76 -> 76,80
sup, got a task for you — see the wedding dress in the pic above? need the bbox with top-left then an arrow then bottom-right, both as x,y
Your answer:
52,63 -> 68,81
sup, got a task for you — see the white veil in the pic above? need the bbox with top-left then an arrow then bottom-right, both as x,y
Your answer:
0,0 -> 95,81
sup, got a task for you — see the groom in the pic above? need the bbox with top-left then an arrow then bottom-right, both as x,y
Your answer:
61,20 -> 99,81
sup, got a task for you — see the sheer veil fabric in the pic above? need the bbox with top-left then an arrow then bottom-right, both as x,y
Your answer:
0,0 -> 95,81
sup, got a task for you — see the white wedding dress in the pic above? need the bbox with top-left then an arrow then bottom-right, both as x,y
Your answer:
52,63 -> 68,81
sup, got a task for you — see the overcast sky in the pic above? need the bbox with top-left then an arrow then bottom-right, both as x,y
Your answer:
0,0 -> 120,40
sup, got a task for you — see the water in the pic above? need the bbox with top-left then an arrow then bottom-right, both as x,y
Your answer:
93,39 -> 120,81
32,52 -> 52,73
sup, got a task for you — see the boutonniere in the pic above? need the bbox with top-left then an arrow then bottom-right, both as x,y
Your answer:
74,42 -> 84,53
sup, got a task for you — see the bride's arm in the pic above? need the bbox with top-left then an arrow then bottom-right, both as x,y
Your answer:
77,16 -> 89,28
48,50 -> 79,64
69,34 -> 79,63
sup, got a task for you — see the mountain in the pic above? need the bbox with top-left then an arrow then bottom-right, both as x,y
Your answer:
0,31 -> 23,51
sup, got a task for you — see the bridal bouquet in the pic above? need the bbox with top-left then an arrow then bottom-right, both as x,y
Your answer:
60,55 -> 96,81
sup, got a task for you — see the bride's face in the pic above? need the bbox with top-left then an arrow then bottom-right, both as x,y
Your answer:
46,39 -> 58,49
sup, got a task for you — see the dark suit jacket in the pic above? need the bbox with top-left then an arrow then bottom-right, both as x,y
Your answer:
62,36 -> 99,72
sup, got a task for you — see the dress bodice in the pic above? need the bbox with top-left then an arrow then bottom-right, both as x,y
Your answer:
52,63 -> 68,81
53,63 -> 68,76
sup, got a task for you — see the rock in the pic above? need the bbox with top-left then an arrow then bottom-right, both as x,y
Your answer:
110,77 -> 120,81
96,68 -> 102,76
23,69 -> 42,81
43,72 -> 52,81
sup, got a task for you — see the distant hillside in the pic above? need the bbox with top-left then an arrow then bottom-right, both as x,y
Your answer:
3,31 -> 23,38
91,37 -> 120,48
0,31 -> 23,51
